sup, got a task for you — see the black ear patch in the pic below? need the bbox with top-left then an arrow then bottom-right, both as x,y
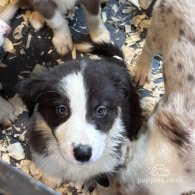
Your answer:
110,67 -> 142,139
18,77 -> 57,116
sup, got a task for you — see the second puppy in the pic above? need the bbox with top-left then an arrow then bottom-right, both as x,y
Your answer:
2,0 -> 110,56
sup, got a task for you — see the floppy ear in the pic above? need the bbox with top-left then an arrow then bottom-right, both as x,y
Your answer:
112,69 -> 142,139
127,81 -> 142,139
18,77 -> 55,116
112,68 -> 132,99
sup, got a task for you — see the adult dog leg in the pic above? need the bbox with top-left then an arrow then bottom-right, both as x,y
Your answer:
134,15 -> 162,86
46,9 -> 73,55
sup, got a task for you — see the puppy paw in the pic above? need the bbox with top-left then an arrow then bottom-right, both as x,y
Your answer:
90,24 -> 110,43
41,174 -> 63,189
52,31 -> 73,56
133,64 -> 151,86
29,11 -> 45,31
0,96 -> 16,126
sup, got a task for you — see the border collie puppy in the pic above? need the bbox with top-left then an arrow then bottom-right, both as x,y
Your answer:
19,43 -> 142,188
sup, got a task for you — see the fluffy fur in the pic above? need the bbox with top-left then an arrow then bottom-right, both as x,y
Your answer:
99,0 -> 195,194
19,43 -> 142,188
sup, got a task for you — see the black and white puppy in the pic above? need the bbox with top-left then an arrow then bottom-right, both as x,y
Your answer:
19,43 -> 142,188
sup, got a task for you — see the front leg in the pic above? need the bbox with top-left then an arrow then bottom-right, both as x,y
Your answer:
133,12 -> 163,86
133,41 -> 154,86
46,10 -> 73,55
29,1 -> 73,55
81,0 -> 110,43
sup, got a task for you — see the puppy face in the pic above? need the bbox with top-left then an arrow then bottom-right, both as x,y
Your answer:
37,71 -> 120,164
21,59 -> 130,159
20,58 -> 141,181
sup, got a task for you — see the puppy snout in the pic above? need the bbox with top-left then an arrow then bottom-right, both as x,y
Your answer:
73,144 -> 92,162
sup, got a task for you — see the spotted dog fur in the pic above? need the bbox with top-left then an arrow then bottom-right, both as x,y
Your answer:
99,0 -> 195,194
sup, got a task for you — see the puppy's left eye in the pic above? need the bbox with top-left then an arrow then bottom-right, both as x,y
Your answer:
56,105 -> 69,117
96,106 -> 107,118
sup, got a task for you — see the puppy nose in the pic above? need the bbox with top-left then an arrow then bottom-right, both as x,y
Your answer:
73,144 -> 92,162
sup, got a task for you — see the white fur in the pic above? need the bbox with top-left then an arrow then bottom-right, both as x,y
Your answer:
57,73 -> 106,163
117,113 -> 195,194
83,7 -> 110,43
0,96 -> 16,126
0,19 -> 10,46
46,9 -> 73,55
32,111 -> 125,184
0,33 -> 4,46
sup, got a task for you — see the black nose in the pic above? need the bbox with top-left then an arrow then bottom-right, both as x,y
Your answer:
73,144 -> 92,162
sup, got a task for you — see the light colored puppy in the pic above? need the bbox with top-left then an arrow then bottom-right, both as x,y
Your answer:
98,0 -> 195,194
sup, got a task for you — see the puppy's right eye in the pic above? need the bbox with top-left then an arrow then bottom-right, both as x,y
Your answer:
96,106 -> 108,118
56,105 -> 69,117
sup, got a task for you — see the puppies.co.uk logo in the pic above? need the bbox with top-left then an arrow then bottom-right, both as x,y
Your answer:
151,164 -> 169,177
137,164 -> 183,184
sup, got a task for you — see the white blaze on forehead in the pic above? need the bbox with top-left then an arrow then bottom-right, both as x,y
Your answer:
60,72 -> 87,120
57,72 -> 107,163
